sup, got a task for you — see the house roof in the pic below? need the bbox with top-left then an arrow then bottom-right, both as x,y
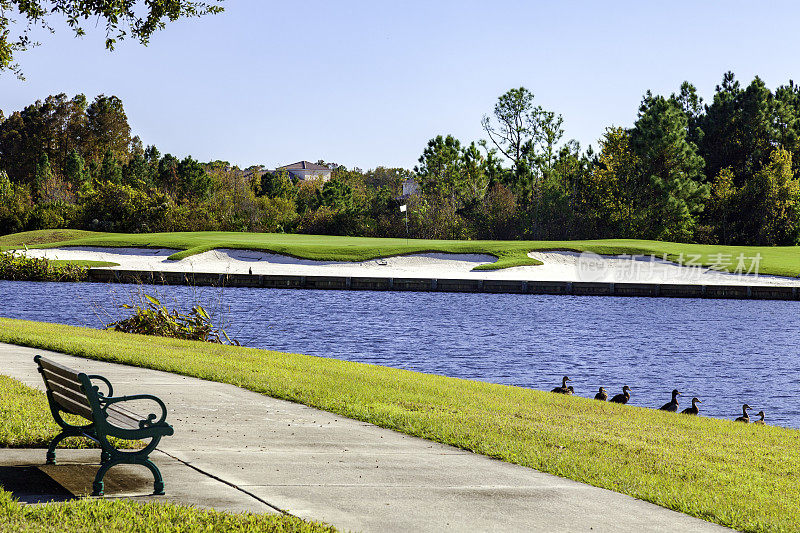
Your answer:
276,161 -> 331,171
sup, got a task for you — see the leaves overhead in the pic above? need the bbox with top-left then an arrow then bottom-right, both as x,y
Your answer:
0,0 -> 224,77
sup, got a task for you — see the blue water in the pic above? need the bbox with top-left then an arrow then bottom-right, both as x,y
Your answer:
2,280 -> 799,427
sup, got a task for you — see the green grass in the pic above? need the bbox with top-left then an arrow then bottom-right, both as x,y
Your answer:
1,318 -> 798,532
48,260 -> 119,268
0,376 -> 333,532
0,374 -> 140,449
3,229 -> 799,277
0,375 -> 70,448
0,230 -> 100,248
0,489 -> 336,532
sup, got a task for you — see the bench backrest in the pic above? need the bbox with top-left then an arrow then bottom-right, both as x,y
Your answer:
35,355 -> 95,420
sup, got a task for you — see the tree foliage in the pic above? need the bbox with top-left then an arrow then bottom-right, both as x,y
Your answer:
1,75 -> 800,246
0,0 -> 223,77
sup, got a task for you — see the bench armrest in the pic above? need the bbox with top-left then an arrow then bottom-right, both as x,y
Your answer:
87,374 -> 114,398
101,394 -> 168,428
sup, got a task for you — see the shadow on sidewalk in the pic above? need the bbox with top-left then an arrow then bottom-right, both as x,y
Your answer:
0,465 -> 75,504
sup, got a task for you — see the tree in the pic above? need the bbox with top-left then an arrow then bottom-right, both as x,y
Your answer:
698,73 -> 777,187
85,95 -> 132,163
0,0 -> 223,78
122,153 -> 150,187
260,170 -> 295,199
176,156 -> 211,200
80,180 -> 170,232
0,170 -> 32,233
481,87 -> 565,196
64,149 -> 87,187
157,153 -> 180,194
415,134 -> 465,199
579,128 -> 640,237
738,148 -> 800,245
630,92 -> 708,241
33,152 -> 52,196
99,149 -> 123,183
706,167 -> 736,244
320,179 -> 353,211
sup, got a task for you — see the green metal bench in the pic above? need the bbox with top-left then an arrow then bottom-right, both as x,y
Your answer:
34,355 -> 174,496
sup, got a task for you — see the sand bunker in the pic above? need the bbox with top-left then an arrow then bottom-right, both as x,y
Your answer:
14,246 -> 800,286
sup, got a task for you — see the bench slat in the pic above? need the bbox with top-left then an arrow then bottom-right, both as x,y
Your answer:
106,416 -> 140,430
108,403 -> 142,420
51,390 -> 94,420
41,369 -> 85,395
111,402 -> 145,419
37,358 -> 81,382
47,380 -> 93,412
105,406 -> 141,429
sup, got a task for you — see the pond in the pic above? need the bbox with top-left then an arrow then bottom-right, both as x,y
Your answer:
2,280 -> 799,428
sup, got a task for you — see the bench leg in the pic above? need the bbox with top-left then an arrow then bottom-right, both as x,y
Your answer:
143,458 -> 165,495
91,458 -> 165,496
46,430 -> 75,465
92,459 -> 119,496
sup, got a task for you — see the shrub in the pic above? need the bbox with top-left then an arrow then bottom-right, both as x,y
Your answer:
107,295 -> 239,345
0,252 -> 88,282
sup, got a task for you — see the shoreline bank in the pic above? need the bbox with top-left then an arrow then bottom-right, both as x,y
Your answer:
83,267 -> 800,300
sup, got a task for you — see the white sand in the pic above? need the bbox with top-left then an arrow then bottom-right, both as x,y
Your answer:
13,246 -> 800,286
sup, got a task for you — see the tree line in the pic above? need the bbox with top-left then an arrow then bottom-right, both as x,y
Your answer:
1,72 -> 799,244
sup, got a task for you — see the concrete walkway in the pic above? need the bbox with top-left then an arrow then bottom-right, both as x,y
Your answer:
0,343 -> 730,532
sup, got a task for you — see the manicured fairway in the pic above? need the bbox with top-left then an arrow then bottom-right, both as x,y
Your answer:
2,229 -> 799,276
1,318 -> 798,533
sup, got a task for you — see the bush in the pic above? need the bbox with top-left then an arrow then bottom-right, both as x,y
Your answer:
0,173 -> 32,235
107,295 -> 239,345
80,180 -> 170,233
26,202 -> 81,231
0,252 -> 88,282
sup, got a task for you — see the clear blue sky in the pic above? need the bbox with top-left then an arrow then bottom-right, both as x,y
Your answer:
2,1 -> 799,170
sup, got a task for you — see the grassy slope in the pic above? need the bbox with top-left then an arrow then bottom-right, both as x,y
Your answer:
3,229 -> 799,277
0,377 -> 334,532
0,374 -> 139,449
48,260 -> 119,268
0,490 -> 336,533
0,375 -> 73,448
1,318 -> 798,532
0,230 -> 101,248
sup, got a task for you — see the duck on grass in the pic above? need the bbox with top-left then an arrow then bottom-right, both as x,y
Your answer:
552,378 -> 766,423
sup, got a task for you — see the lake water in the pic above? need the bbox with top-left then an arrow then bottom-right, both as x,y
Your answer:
2,280 -> 799,428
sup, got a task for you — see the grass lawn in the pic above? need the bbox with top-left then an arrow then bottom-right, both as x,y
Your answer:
0,490 -> 336,532
0,374 -> 142,449
0,374 -> 76,448
2,229 -> 799,277
48,260 -> 119,268
1,318 -> 798,532
0,376 -> 335,532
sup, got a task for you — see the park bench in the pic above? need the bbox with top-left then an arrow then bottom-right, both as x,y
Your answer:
34,355 -> 174,496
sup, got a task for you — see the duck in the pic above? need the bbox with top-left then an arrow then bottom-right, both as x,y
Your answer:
659,389 -> 681,412
753,411 -> 766,425
680,397 -> 701,415
735,404 -> 752,422
551,376 -> 572,394
609,386 -> 631,404
594,387 -> 608,401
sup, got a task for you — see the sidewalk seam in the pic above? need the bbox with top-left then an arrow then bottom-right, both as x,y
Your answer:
155,449 -> 288,516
